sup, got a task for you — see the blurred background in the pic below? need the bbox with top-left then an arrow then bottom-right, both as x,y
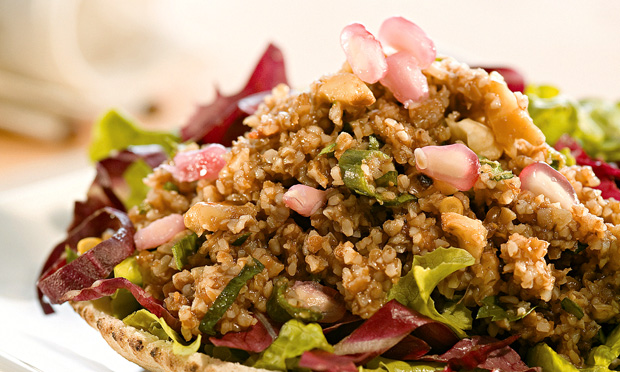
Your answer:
1,0 -> 619,190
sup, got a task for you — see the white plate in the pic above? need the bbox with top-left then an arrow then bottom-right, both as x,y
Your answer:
0,168 -> 144,372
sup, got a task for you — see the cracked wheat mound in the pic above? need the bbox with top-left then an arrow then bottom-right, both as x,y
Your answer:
129,58 -> 620,366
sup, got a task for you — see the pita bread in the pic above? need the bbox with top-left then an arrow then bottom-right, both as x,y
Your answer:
71,300 -> 272,372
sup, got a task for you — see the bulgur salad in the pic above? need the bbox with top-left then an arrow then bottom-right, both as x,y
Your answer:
37,16 -> 620,372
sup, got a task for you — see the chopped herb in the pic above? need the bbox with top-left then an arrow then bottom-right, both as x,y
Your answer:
199,257 -> 265,335
318,143 -> 336,157
266,278 -> 323,323
479,158 -> 514,181
64,245 -> 78,264
172,232 -> 199,270
231,232 -> 251,246
476,296 -> 535,322
339,149 -> 415,206
138,201 -> 152,215
559,147 -> 577,166
368,135 -> 381,151
163,181 -> 179,192
548,146 -> 569,170
561,298 -> 584,319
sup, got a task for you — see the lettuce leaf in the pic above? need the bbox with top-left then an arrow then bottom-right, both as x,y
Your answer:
114,256 -> 143,286
111,256 -> 144,318
123,309 -> 201,356
122,159 -> 152,209
526,85 -> 620,162
387,247 -> 475,338
527,343 -> 580,372
253,319 -> 333,371
587,324 -> 620,367
89,109 -> 178,162
364,357 -> 444,372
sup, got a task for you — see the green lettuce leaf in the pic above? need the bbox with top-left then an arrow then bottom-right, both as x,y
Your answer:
65,245 -> 78,264
114,256 -> 143,286
123,309 -> 201,356
111,256 -> 143,318
122,159 -> 152,209
89,109 -> 179,162
527,343 -> 581,372
365,357 -> 445,372
587,324 -> 620,367
526,85 -> 620,162
253,319 -> 333,371
387,247 -> 475,338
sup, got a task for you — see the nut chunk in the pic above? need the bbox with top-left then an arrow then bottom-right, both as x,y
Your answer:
441,212 -> 487,262
500,233 -> 554,301
184,202 -> 257,234
317,72 -> 376,107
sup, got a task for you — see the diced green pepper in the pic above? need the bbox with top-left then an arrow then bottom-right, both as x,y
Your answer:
376,171 -> 398,187
266,278 -> 323,323
199,257 -> 265,335
339,149 -> 415,206
561,298 -> 584,320
172,232 -> 199,270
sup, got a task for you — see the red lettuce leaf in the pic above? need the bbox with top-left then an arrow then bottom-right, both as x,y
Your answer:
381,334 -> 431,361
554,134 -> 620,199
421,335 -> 539,372
180,43 -> 288,146
477,66 -> 525,93
37,208 -> 135,313
333,300 -> 454,363
69,145 -> 167,231
209,315 -> 278,353
323,316 -> 364,345
298,350 -> 359,372
63,277 -> 180,331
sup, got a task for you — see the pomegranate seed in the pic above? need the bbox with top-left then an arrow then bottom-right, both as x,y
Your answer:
378,16 -> 436,68
519,162 -> 578,209
414,144 -> 480,191
340,23 -> 388,84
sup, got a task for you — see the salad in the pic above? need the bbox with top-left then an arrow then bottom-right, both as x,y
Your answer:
37,16 -> 620,372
